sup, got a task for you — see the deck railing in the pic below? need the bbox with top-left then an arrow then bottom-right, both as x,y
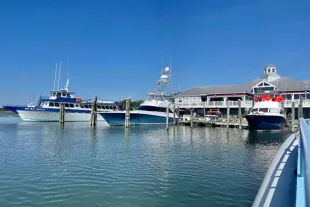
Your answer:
297,118 -> 310,207
175,99 -> 310,108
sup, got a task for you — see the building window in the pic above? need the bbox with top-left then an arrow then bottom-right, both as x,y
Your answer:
285,94 -> 292,100
294,94 -> 300,100
178,99 -> 182,103
307,94 -> 310,99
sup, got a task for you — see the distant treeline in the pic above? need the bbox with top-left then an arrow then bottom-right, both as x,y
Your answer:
115,100 -> 144,110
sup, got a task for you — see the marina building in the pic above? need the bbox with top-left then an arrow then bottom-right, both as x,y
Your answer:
175,64 -> 310,117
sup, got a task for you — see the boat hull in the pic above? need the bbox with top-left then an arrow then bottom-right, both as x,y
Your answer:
99,111 -> 174,126
245,114 -> 286,130
3,106 -> 105,122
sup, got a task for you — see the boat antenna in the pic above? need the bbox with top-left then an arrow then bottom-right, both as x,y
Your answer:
169,56 -> 172,83
53,62 -> 58,91
57,61 -> 62,90
65,60 -> 70,92
162,56 -> 164,73
67,60 -> 70,78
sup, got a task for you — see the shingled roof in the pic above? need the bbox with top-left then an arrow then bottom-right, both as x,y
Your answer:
176,77 -> 310,97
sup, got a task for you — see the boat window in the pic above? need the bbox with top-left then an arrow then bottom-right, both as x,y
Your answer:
137,105 -> 172,113
69,104 -> 74,108
80,104 -> 84,108
85,105 -> 89,109
280,109 -> 284,114
269,108 -> 279,113
251,108 -> 258,113
57,93 -> 61,97
49,102 -> 55,107
65,103 -> 69,108
62,93 -> 66,97
67,94 -> 71,98
75,104 -> 79,107
54,103 -> 59,107
113,106 -> 117,110
147,95 -> 155,101
259,108 -> 269,113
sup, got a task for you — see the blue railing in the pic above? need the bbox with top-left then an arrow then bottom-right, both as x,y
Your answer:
296,118 -> 310,207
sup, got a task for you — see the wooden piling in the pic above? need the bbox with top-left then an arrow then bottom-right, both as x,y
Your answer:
125,98 -> 131,128
173,105 -> 176,126
190,108 -> 194,128
226,100 -> 230,129
298,96 -> 303,119
238,99 -> 242,129
60,103 -> 65,124
203,104 -> 206,118
291,101 -> 295,132
91,96 -> 97,127
166,105 -> 169,130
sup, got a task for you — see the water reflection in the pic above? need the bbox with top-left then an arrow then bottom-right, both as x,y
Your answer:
0,117 -> 290,207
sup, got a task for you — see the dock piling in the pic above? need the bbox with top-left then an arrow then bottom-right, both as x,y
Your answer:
298,96 -> 303,119
238,99 -> 242,129
203,104 -> 206,118
291,101 -> 295,132
173,105 -> 176,126
166,105 -> 169,130
60,103 -> 65,124
190,108 -> 194,128
125,98 -> 131,128
90,96 -> 97,127
226,100 -> 230,129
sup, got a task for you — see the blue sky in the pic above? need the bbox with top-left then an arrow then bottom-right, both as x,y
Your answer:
1,0 -> 310,104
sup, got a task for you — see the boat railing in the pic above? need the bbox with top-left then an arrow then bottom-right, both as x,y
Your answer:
297,118 -> 310,207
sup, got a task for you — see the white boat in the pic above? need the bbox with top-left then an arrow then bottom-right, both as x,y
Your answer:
244,94 -> 287,130
3,64 -> 120,122
99,66 -> 178,126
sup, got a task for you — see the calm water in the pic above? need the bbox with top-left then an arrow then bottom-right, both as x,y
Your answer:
0,116 -> 291,207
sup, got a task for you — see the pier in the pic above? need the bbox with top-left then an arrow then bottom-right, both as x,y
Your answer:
252,118 -> 310,207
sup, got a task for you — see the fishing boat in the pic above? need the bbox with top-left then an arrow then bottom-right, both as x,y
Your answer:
99,66 -> 177,126
3,63 -> 120,122
244,94 -> 287,130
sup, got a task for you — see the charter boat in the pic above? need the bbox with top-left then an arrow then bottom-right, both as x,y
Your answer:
99,66 -> 177,126
244,94 -> 287,130
3,77 -> 120,122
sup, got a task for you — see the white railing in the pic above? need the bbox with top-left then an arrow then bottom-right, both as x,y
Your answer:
283,100 -> 310,107
175,100 -> 310,108
175,101 -> 253,108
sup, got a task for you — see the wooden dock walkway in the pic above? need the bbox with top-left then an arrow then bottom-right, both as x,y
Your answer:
178,119 -> 249,129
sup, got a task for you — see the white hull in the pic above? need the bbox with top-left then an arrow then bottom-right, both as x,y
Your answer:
17,110 -> 105,122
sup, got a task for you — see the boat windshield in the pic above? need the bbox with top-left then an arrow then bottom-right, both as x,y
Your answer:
269,108 -> 279,113
137,105 -> 172,113
259,108 -> 269,113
